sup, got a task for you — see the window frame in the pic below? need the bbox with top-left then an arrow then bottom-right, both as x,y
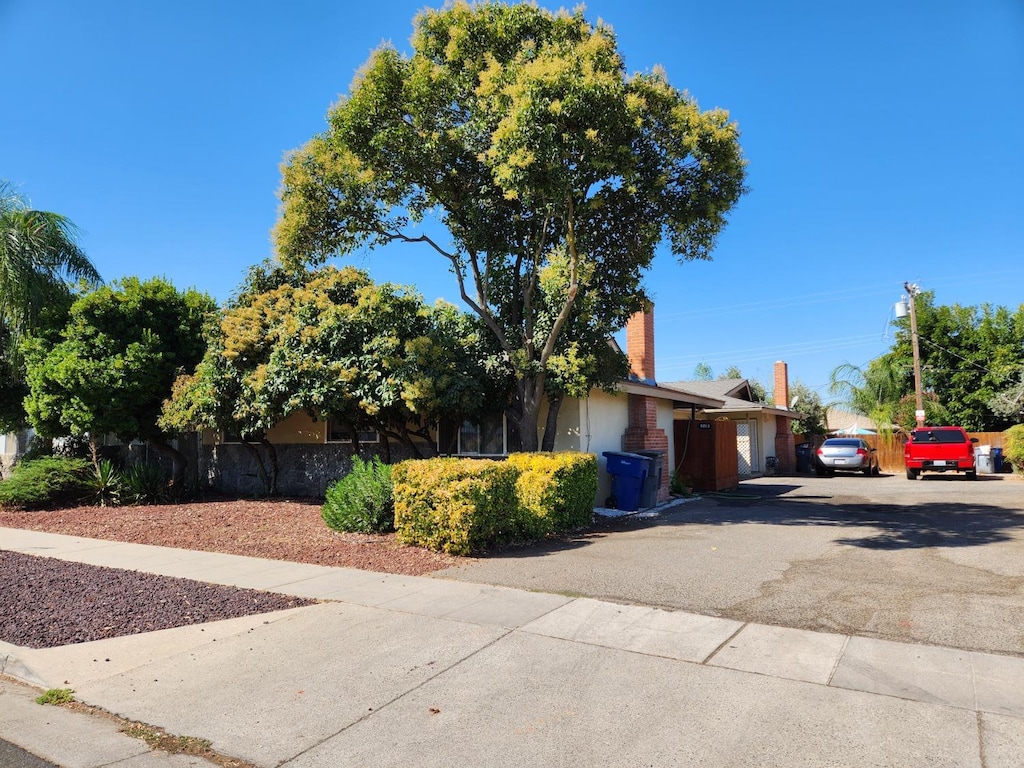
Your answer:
326,420 -> 380,445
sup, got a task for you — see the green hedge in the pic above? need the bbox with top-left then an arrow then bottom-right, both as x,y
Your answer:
0,457 -> 92,510
1004,425 -> 1024,476
393,452 -> 597,555
393,458 -> 523,555
506,452 -> 597,536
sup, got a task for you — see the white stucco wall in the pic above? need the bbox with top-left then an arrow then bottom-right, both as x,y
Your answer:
538,397 -> 583,453
587,389 -> 629,504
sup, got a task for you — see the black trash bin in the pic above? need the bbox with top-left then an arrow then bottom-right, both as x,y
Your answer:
795,442 -> 813,473
602,451 -> 649,511
636,450 -> 665,508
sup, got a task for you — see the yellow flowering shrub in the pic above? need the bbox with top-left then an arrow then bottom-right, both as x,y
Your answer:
506,452 -> 597,535
393,458 -> 521,556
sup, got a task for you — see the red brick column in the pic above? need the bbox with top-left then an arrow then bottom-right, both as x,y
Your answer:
623,394 -> 670,502
774,416 -> 796,473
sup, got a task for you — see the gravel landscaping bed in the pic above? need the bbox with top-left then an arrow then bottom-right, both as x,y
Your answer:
0,497 -> 466,649
0,551 -> 317,649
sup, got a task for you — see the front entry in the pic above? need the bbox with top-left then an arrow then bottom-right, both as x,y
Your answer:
736,419 -> 758,475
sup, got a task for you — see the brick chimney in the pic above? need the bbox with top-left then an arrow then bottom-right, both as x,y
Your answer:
622,302 -> 669,503
773,361 -> 790,410
626,302 -> 655,384
773,360 -> 796,473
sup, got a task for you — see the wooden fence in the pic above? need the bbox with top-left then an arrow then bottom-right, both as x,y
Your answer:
797,432 -> 1009,473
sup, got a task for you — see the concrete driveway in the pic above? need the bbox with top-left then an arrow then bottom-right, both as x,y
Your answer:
434,473 -> 1024,656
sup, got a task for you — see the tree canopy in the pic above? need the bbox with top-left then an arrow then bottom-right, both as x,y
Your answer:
831,291 -> 1024,431
0,181 -> 101,431
22,277 -> 214,483
274,1 -> 746,449
0,181 -> 101,348
161,263 -> 504,492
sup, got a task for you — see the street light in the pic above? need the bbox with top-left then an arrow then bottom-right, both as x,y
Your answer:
894,283 -> 925,427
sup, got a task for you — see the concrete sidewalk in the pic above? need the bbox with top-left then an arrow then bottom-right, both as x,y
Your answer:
2,527 -> 1023,767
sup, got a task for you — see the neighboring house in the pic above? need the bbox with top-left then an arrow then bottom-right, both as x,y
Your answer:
826,408 -> 881,436
536,308 -> 726,505
663,361 -> 801,475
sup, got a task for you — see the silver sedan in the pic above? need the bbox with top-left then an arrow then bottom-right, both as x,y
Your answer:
814,438 -> 880,476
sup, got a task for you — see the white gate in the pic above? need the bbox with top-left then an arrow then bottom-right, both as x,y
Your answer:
736,420 -> 758,475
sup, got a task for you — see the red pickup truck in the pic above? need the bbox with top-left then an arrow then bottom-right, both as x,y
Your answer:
904,426 -> 978,480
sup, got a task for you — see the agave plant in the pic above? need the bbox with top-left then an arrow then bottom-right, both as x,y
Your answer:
87,459 -> 121,507
121,462 -> 168,505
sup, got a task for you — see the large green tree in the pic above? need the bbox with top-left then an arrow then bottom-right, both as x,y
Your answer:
22,277 -> 214,486
274,2 -> 746,450
831,292 -> 1024,431
0,181 -> 101,431
788,380 -> 826,436
897,293 -> 1024,430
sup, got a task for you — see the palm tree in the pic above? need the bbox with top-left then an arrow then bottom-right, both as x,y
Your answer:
828,355 -> 907,435
0,181 -> 102,350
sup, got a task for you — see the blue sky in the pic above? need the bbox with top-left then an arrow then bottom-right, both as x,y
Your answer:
2,1 -> 1022,400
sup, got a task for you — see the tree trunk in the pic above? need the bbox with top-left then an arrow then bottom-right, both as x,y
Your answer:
239,439 -> 270,495
510,378 -> 543,452
150,438 -> 187,490
540,392 -> 563,452
259,437 -> 279,495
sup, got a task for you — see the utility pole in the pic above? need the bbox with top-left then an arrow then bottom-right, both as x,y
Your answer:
903,282 -> 926,427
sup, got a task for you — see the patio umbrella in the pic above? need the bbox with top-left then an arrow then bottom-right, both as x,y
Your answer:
835,424 -> 877,435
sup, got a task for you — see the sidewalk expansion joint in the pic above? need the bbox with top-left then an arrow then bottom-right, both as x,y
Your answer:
701,622 -> 748,665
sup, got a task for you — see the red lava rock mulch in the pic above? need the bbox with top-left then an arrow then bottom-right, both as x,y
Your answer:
0,497 -> 466,576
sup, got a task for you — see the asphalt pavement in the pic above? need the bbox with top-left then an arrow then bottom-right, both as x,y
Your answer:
438,473 -> 1024,655
2,474 -> 1024,766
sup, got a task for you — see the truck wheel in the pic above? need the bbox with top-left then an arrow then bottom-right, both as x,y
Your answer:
906,468 -> 919,480
965,470 -> 977,480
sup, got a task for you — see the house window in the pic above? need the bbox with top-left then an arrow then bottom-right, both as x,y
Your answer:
222,429 -> 265,444
458,414 -> 506,455
327,421 -> 379,445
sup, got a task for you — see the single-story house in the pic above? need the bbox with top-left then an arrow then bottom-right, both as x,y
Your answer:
194,306 -> 727,504
2,305 -> 801,506
662,360 -> 802,475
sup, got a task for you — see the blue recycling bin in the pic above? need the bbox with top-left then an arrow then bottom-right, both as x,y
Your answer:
993,447 -> 1004,473
602,451 -> 649,511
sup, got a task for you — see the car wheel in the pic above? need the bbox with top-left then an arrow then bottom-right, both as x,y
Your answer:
872,463 -> 881,476
815,467 -> 828,477
862,465 -> 872,476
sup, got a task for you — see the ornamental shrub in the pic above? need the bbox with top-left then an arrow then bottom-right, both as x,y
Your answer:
322,456 -> 395,533
122,462 -> 169,505
85,459 -> 122,507
506,452 -> 597,535
393,458 -> 521,555
1003,425 -> 1024,476
0,457 -> 92,510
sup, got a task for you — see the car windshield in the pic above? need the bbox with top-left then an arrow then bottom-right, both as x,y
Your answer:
911,429 -> 966,444
824,439 -> 861,447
